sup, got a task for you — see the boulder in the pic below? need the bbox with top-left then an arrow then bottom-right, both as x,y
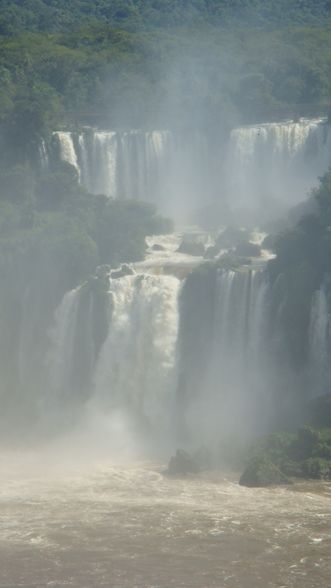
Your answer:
167,449 -> 199,476
235,241 -> 261,257
239,457 -> 290,487
151,243 -> 165,251
204,245 -> 220,259
110,264 -> 134,279
177,240 -> 205,257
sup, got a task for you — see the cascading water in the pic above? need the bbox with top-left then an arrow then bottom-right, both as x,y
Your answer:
50,129 -> 214,216
52,130 -> 172,204
226,118 -> 331,220
92,273 -> 180,440
55,131 -> 81,179
178,267 -> 271,443
49,118 -> 331,222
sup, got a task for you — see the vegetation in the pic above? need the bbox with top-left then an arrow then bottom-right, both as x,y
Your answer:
1,8 -> 331,161
268,170 -> 331,366
241,425 -> 331,484
1,1 -> 331,34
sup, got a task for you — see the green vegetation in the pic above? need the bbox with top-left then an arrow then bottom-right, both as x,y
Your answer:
1,1 -> 331,34
240,425 -> 331,485
1,8 -> 331,161
268,170 -> 331,366
0,161 -> 171,297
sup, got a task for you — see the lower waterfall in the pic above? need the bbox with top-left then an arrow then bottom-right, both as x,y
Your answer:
40,258 -> 275,448
177,268 -> 271,444
92,273 -> 181,440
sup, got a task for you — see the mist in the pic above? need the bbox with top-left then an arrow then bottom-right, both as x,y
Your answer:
1,2 -> 331,586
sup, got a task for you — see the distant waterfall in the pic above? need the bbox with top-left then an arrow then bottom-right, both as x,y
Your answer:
52,130 -> 172,203
93,273 -> 180,435
47,118 -> 331,219
49,129 -> 214,215
226,118 -> 331,218
309,287 -> 331,396
55,131 -> 81,179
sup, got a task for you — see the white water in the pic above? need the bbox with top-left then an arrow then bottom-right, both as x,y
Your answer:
55,131 -> 81,179
52,119 -> 331,222
92,273 -> 180,444
0,454 -> 330,588
226,118 -> 331,220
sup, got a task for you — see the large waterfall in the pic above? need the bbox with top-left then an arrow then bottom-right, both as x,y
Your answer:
49,118 -> 331,221
36,258 -> 273,447
92,273 -> 180,436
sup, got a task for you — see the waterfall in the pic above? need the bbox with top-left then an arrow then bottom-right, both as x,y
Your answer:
38,139 -> 49,171
55,131 -> 81,179
178,268 -> 270,442
309,287 -> 331,396
50,118 -> 331,220
92,273 -> 180,437
52,129 -> 172,204
51,129 -> 214,215
42,287 -> 82,421
226,118 -> 331,219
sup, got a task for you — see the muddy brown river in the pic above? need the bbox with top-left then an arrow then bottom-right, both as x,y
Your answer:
0,452 -> 330,588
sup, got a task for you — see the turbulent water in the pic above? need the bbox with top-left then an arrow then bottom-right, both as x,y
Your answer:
1,454 -> 331,588
50,119 -> 331,221
3,118 -> 331,586
92,273 -> 181,439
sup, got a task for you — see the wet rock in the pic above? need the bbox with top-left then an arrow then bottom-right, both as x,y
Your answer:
177,240 -> 205,257
204,245 -> 220,259
239,457 -> 290,487
235,241 -> 261,257
110,264 -> 134,279
216,227 -> 247,250
151,243 -> 165,251
167,449 -> 199,476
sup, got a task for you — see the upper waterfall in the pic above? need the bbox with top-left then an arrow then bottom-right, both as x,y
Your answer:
226,118 -> 331,220
49,118 -> 331,223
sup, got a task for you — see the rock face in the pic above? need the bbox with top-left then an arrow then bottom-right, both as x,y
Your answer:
204,245 -> 220,259
235,241 -> 261,257
239,457 -> 290,487
110,264 -> 134,279
166,447 -> 212,476
177,240 -> 205,257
